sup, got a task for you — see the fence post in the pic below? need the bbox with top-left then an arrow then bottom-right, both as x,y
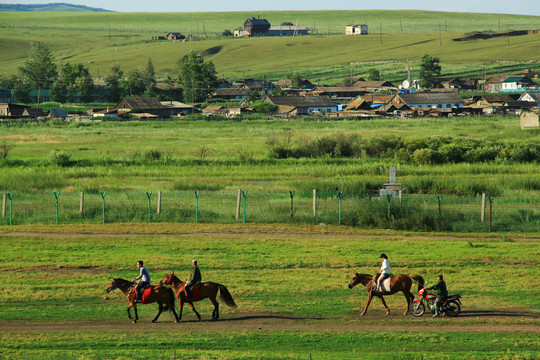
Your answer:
146,191 -> 152,223
337,191 -> 343,225
489,196 -> 494,232
398,190 -> 402,206
194,190 -> 200,223
2,193 -> 6,217
7,192 -> 13,225
100,191 -> 107,224
289,190 -> 295,222
437,195 -> 442,227
157,191 -> 162,214
241,190 -> 247,224
313,189 -> 317,216
236,189 -> 241,220
54,191 -> 61,225
80,192 -> 84,214
481,192 -> 486,222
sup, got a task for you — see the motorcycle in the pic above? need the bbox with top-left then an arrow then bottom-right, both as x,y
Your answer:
410,287 -> 462,317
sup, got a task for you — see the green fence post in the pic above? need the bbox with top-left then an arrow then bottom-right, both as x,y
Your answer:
146,191 -> 152,223
437,195 -> 442,227
241,190 -> 247,224
386,194 -> 392,219
337,191 -> 343,225
7,192 -> 14,226
53,191 -> 61,225
194,190 -> 200,223
289,190 -> 295,222
488,196 -> 494,232
100,191 -> 107,224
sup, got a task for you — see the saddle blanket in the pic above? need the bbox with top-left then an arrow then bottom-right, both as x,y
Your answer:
141,286 -> 153,304
378,276 -> 392,292
183,283 -> 202,302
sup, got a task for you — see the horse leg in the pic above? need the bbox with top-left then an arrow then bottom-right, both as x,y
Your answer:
132,304 -> 139,323
380,296 -> 390,315
127,304 -> 134,322
360,294 -> 373,316
178,300 -> 184,321
152,302 -> 163,323
187,302 -> 201,321
403,291 -> 414,315
209,296 -> 219,320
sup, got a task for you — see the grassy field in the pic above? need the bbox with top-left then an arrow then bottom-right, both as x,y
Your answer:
0,224 -> 538,359
1,10 -> 540,81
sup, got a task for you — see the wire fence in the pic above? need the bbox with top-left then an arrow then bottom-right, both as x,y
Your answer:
1,190 -> 539,232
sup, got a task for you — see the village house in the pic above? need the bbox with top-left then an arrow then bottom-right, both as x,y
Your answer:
211,88 -> 248,101
22,108 -> 47,118
160,101 -> 198,116
273,78 -> 315,90
234,17 -> 271,37
264,95 -> 338,115
115,97 -> 170,118
485,75 -> 537,92
308,86 -> 366,99
391,92 -> 464,109
0,103 -> 29,117
518,91 -> 540,106
265,25 -> 310,36
351,80 -> 397,92
346,24 -> 368,35
167,32 -> 185,40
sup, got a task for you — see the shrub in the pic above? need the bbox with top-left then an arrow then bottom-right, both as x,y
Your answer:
48,150 -> 72,167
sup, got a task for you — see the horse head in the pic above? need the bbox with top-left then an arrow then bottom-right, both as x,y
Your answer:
160,272 -> 182,285
348,273 -> 360,289
106,278 -> 118,293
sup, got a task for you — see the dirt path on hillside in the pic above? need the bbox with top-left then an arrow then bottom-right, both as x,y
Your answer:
2,310 -> 538,333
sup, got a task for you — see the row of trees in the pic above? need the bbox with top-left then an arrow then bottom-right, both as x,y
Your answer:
5,41 -> 218,104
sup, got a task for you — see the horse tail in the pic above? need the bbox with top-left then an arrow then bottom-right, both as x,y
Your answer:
409,274 -> 425,292
217,284 -> 237,308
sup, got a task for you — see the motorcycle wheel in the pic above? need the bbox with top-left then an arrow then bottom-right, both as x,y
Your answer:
444,300 -> 461,317
410,301 -> 425,317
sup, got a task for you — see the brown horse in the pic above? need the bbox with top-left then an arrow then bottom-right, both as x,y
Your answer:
159,273 -> 237,321
348,273 -> 425,316
106,278 -> 179,323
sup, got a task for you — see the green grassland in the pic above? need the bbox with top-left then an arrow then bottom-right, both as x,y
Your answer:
0,224 -> 538,359
1,10 -> 540,81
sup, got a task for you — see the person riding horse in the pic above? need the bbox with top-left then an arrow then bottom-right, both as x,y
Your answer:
185,259 -> 201,300
374,253 -> 391,294
132,260 -> 150,303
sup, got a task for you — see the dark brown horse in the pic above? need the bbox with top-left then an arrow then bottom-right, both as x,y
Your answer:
106,278 -> 179,323
348,273 -> 425,316
159,273 -> 237,321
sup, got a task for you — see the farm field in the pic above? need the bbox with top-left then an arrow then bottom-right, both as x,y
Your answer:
1,11 -> 540,81
0,223 -> 539,359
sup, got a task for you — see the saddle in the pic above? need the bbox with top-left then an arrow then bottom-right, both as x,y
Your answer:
183,282 -> 202,301
373,273 -> 393,293
131,285 -> 153,304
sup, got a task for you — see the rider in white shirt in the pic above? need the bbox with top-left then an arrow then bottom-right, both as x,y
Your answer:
375,253 -> 391,293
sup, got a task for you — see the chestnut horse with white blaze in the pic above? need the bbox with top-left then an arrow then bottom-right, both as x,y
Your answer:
348,273 -> 425,316
160,273 -> 237,321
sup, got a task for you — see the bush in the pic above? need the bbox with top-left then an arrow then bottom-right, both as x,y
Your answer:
48,150 -> 72,167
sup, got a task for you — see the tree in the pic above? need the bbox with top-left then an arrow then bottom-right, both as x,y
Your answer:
419,54 -> 441,89
18,41 -> 57,89
51,63 -> 94,102
244,90 -> 261,105
251,100 -> 277,113
286,72 -> 302,88
104,64 -> 124,102
222,29 -> 233,36
127,70 -> 146,96
367,68 -> 381,81
142,58 -> 156,97
12,81 -> 31,103
177,51 -> 217,103
0,74 -> 18,89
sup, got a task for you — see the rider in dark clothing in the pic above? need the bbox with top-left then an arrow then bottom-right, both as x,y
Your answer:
427,275 -> 448,317
185,260 -> 201,300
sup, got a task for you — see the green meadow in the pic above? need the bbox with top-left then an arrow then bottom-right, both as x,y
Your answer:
0,224 -> 538,359
1,10 -> 540,81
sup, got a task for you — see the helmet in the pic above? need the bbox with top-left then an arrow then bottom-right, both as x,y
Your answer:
379,253 -> 387,259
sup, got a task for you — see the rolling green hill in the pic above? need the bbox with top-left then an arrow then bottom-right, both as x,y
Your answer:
0,10 -> 539,82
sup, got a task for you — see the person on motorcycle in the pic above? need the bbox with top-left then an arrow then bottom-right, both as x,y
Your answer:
374,253 -> 391,295
426,275 -> 448,317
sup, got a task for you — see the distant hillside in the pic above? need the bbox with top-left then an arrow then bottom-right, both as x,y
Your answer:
0,3 -> 112,12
